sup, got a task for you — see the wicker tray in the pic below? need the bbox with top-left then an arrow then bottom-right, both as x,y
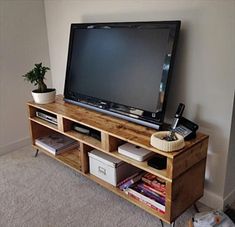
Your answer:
150,131 -> 185,152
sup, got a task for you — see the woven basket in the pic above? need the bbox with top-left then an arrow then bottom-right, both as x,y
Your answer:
150,131 -> 185,152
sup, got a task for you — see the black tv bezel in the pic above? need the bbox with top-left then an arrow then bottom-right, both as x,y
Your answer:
64,21 -> 181,129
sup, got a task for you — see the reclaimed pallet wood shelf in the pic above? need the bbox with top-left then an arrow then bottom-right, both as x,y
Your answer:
27,95 -> 209,224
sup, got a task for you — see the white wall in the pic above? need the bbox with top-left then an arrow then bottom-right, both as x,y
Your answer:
0,0 -> 51,154
224,92 -> 235,205
44,0 -> 235,209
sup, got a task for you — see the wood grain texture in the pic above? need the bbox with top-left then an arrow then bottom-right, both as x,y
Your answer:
62,117 -> 73,132
28,95 -> 209,159
30,117 -> 58,131
87,173 -> 170,223
66,130 -> 102,150
80,143 -> 93,174
28,105 -> 37,118
101,133 -> 123,152
34,145 -> 81,172
57,115 -> 64,132
27,95 -> 209,224
30,121 -> 55,142
170,159 -> 207,222
171,138 -> 209,179
108,150 -> 170,182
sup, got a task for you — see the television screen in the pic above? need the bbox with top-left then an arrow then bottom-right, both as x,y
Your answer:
64,21 -> 180,129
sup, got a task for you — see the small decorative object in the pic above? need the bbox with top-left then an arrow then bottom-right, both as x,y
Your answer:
150,131 -> 185,152
189,210 -> 234,227
22,63 -> 56,104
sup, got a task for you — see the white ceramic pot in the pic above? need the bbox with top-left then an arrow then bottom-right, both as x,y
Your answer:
32,89 -> 56,104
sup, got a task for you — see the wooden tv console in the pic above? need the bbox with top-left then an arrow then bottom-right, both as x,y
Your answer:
27,95 -> 209,225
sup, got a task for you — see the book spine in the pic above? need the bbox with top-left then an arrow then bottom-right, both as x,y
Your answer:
117,172 -> 140,187
119,179 -> 135,191
142,183 -> 166,197
135,184 -> 165,205
126,188 -> 165,213
35,140 -> 56,153
142,178 -> 166,194
128,192 -> 164,213
138,183 -> 165,199
142,173 -> 166,185
119,173 -> 144,191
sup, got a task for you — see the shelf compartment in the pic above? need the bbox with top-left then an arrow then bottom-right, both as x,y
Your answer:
28,95 -> 209,159
62,117 -> 101,140
30,117 -> 58,131
86,173 -> 170,223
101,134 -> 124,151
62,118 -> 102,150
102,150 -> 170,182
34,145 -> 82,172
101,135 -> 169,181
30,120 -> 58,143
28,106 -> 58,127
170,159 -> 206,221
27,96 -> 209,224
65,130 -> 102,150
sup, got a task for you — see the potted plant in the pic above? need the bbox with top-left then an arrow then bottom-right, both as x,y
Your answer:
22,63 -> 56,104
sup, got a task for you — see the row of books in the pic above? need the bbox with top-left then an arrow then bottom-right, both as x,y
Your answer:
118,172 -> 166,213
141,172 -> 166,196
35,133 -> 79,155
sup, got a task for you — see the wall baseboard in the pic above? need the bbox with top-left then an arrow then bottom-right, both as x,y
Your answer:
200,188 -> 235,210
224,187 -> 235,208
199,189 -> 224,209
0,137 -> 31,156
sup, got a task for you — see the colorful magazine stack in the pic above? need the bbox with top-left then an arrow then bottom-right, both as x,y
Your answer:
118,172 -> 166,213
118,171 -> 145,190
35,133 -> 79,155
141,172 -> 166,197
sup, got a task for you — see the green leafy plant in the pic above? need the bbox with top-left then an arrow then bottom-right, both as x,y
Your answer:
22,63 -> 50,93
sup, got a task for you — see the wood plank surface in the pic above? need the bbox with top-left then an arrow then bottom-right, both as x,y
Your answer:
170,138 -> 209,178
34,144 -> 172,223
80,143 -> 93,174
169,159 -> 207,222
30,117 -> 58,131
66,130 -> 102,150
34,145 -> 81,172
104,150 -> 170,182
86,173 -> 170,223
101,133 -> 123,151
30,121 -> 56,142
28,95 -> 209,224
57,115 -> 64,132
34,144 -> 170,223
28,95 -> 209,159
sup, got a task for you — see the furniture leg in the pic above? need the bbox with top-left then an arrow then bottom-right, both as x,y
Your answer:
194,203 -> 199,213
34,149 -> 39,157
159,219 -> 175,227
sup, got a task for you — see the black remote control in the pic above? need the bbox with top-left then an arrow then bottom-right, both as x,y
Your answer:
171,103 -> 185,130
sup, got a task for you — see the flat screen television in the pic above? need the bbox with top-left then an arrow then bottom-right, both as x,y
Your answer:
64,21 -> 181,129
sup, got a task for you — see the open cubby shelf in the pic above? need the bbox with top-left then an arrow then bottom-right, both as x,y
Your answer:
27,95 -> 209,224
34,145 -> 82,172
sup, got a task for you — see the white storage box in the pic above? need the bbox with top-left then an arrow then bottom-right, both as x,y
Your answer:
88,149 -> 139,186
118,143 -> 154,161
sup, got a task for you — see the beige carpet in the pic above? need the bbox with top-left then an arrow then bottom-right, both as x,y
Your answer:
0,145 -> 204,227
